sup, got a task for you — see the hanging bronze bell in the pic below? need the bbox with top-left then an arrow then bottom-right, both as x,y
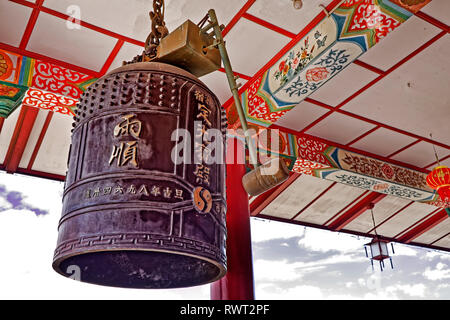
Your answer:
52,62 -> 227,289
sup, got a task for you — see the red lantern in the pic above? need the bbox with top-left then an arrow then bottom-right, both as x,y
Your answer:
426,165 -> 450,207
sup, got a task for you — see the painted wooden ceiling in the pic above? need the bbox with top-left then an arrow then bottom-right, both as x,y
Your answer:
0,0 -> 449,252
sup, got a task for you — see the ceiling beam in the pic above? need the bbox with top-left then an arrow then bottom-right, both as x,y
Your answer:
250,172 -> 300,216
396,209 -> 449,244
327,191 -> 387,231
256,213 -> 450,253
3,106 -> 39,173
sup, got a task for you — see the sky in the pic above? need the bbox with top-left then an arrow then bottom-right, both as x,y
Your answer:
0,170 -> 449,300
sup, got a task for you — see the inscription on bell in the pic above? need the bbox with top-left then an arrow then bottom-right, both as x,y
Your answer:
109,114 -> 143,168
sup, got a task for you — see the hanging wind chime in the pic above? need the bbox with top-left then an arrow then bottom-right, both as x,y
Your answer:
364,203 -> 395,272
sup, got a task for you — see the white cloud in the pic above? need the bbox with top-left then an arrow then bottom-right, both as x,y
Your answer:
297,228 -> 369,253
250,218 -> 305,243
392,244 -> 417,257
256,283 -> 323,300
386,284 -> 427,298
253,259 -> 325,283
423,262 -> 450,281
425,251 -> 450,261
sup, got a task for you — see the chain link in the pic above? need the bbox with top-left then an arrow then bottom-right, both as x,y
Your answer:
124,0 -> 168,65
144,0 -> 169,60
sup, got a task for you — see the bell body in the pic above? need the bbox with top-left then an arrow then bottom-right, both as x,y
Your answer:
53,62 -> 227,289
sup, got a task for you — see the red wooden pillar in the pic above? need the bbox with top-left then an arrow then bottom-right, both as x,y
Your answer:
211,138 -> 255,300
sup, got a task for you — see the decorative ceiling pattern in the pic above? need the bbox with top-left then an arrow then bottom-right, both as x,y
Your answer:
0,0 -> 448,251
225,0 -> 414,128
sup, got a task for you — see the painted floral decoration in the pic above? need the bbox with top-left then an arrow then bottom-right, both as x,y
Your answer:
274,37 -> 315,87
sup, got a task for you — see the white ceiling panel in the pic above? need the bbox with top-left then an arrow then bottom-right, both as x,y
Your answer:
31,112 -> 72,175
274,100 -> 329,132
0,1 -> 33,47
200,71 -> 247,105
413,217 -> 450,244
426,157 -> 450,171
247,0 -> 334,34
350,127 -> 417,157
44,0 -> 248,42
342,35 -> 450,146
27,12 -> 117,72
305,112 -> 376,145
373,201 -> 438,238
421,0 -> 450,26
344,195 -> 412,233
225,18 -> 292,76
294,183 -> 366,225
433,234 -> 450,249
390,141 -> 450,168
107,42 -> 144,73
309,64 -> 379,107
262,174 -> 334,220
358,16 -> 441,71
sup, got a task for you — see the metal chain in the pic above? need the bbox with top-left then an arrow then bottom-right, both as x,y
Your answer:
124,0 -> 168,65
144,0 -> 169,60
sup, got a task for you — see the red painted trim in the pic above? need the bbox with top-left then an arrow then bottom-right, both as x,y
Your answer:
269,124 -> 432,174
327,192 -> 387,231
27,110 -> 53,170
256,214 -> 450,252
221,0 -> 343,110
0,42 -> 99,77
366,201 -> 414,234
300,132 -> 430,174
3,106 -> 39,173
299,110 -> 333,134
39,6 -> 146,47
386,139 -> 421,158
397,209 -> 448,243
218,68 -> 252,81
242,13 -> 296,39
99,39 -> 124,76
336,31 -> 446,110
415,11 -> 450,33
323,190 -> 370,226
222,0 -> 257,37
291,182 -> 337,220
423,154 -> 450,169
297,30 -> 447,144
393,207 -> 441,239
304,97 -> 334,110
346,125 -> 380,146
11,0 -> 146,47
19,0 -> 44,50
0,117 -> 4,134
430,231 -> 450,246
353,60 -> 385,75
299,98 -> 450,150
14,167 -> 65,181
250,172 -> 301,216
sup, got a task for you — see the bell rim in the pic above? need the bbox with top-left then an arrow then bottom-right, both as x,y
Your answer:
52,247 -> 227,289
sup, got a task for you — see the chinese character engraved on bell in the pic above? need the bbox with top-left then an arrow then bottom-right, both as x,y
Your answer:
193,91 -> 212,186
109,114 -> 142,168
